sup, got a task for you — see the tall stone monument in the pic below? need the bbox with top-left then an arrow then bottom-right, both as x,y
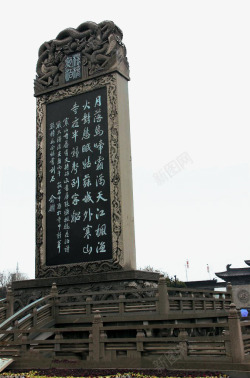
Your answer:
12,21 -> 159,307
35,21 -> 136,278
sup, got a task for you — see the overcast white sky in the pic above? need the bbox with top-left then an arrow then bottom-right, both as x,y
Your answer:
0,0 -> 250,283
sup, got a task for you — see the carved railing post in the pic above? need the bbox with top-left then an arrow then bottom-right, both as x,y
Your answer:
119,294 -> 125,314
33,307 -> 37,327
6,286 -> 14,318
227,282 -> 233,303
92,311 -> 102,361
178,329 -> 188,360
21,332 -> 28,353
50,282 -> 58,296
223,329 -> 231,358
100,327 -> 107,359
158,276 -> 170,315
88,329 -> 93,360
86,296 -> 92,315
54,330 -> 62,352
50,282 -> 58,318
136,329 -> 144,355
14,320 -> 19,342
228,303 -> 244,362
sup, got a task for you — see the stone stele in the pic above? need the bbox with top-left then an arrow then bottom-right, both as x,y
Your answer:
35,21 -> 136,278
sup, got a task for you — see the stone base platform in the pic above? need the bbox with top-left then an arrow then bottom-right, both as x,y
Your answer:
12,270 -> 160,309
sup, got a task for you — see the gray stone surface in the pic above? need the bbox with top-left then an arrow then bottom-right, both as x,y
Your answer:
12,270 -> 159,308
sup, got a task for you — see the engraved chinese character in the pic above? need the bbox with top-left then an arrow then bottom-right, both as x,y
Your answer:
72,130 -> 78,142
82,143 -> 93,153
71,161 -> 79,174
48,204 -> 55,212
95,156 -> 104,170
71,146 -> 79,158
82,100 -> 90,110
64,245 -> 70,253
64,140 -> 69,149
95,96 -> 101,107
82,191 -> 94,204
95,208 -> 105,219
49,195 -> 57,203
96,191 -> 107,202
56,121 -> 62,129
83,225 -> 92,239
71,193 -> 80,205
71,210 -> 81,223
83,208 -> 93,222
82,113 -> 90,124
71,177 -> 80,189
96,174 -> 105,187
64,208 -> 70,216
94,109 -> 103,123
94,125 -> 104,137
83,244 -> 92,254
63,117 -> 69,127
94,139 -> 104,154
82,156 -> 91,169
83,174 -> 91,188
72,117 -> 79,128
95,224 -> 107,237
82,127 -> 90,140
96,241 -> 106,253
64,159 -> 70,171
71,102 -> 79,114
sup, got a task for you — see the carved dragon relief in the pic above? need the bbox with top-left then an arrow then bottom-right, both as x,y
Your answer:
36,74 -> 123,278
34,21 -> 129,95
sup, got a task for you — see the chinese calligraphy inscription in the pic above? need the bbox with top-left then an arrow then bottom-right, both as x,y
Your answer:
65,53 -> 82,83
46,87 -> 112,266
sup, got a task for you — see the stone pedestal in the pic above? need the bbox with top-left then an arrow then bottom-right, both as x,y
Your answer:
12,270 -> 160,309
